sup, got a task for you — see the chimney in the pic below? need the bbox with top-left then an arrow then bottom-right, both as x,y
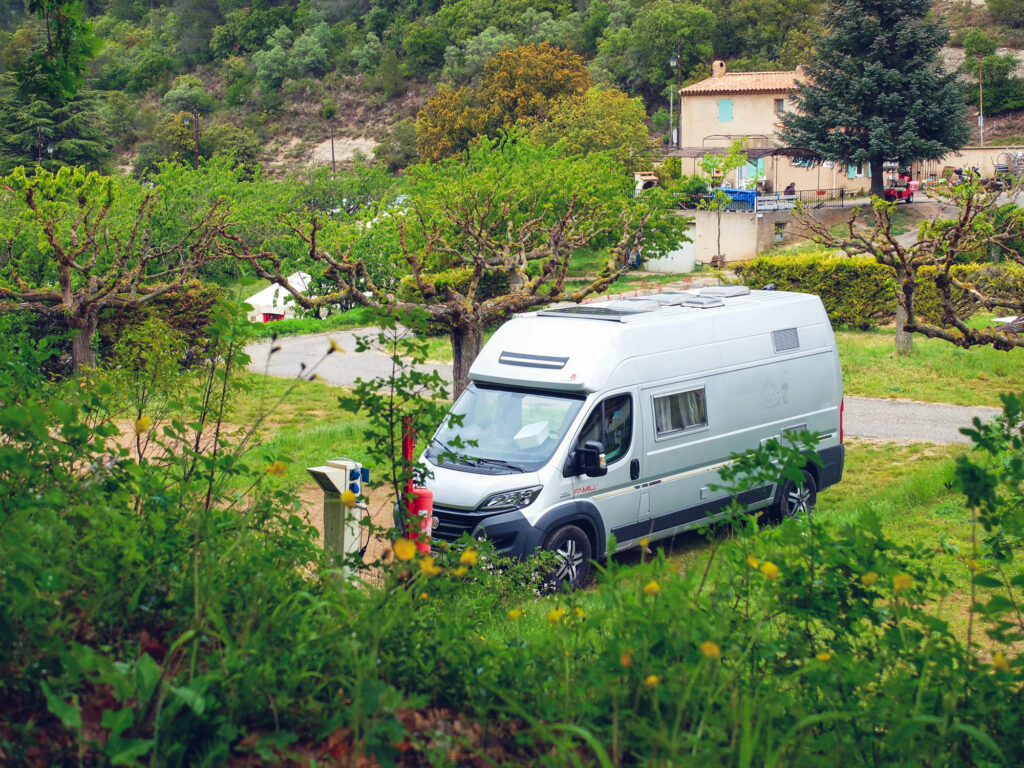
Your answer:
711,60 -> 726,79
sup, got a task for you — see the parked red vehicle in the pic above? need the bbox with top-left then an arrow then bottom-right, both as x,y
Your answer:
883,172 -> 920,203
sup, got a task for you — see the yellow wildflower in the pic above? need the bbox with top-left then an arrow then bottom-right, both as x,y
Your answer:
644,674 -> 661,688
639,537 -> 650,548
546,608 -> 566,625
452,566 -> 468,577
419,592 -> 428,601
393,538 -> 416,562
419,555 -> 442,576
328,338 -> 344,353
459,549 -> 479,567
643,580 -> 661,596
620,652 -> 632,668
816,651 -> 832,663
574,607 -> 587,620
993,652 -> 1010,673
861,571 -> 879,587
760,561 -> 780,580
700,641 -> 721,659
340,489 -> 358,508
266,460 -> 288,477
893,574 -> 913,594
966,558 -> 982,573
133,415 -> 151,435
747,554 -> 760,570
507,608 -> 524,621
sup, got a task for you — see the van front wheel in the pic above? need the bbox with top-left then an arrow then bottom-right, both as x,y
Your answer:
777,470 -> 817,518
544,525 -> 592,591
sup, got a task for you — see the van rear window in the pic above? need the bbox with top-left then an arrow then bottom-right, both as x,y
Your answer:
653,388 -> 708,437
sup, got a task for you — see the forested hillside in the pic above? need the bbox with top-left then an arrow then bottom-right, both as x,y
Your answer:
1,0 -> 1023,177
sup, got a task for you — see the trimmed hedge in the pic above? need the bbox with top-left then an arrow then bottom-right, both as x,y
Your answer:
396,268 -> 512,303
736,253 -> 1024,330
734,254 -> 895,329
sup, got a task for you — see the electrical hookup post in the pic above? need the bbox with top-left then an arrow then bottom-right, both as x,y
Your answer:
307,459 -> 371,578
400,415 -> 434,553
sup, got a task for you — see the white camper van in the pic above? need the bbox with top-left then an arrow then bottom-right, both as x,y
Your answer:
423,287 -> 844,588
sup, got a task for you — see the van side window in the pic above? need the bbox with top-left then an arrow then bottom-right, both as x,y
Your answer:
577,394 -> 632,463
653,388 -> 707,437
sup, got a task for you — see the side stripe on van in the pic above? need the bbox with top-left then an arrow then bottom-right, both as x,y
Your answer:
589,459 -> 735,502
498,351 -> 569,369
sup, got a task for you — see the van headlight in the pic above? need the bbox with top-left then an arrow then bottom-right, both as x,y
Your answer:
478,486 -> 542,512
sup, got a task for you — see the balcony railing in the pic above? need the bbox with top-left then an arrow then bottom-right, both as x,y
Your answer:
684,187 -> 851,212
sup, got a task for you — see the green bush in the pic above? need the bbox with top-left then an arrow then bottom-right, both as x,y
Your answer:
396,267 -> 512,303
735,253 -> 896,329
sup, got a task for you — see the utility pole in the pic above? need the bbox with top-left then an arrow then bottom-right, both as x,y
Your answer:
36,126 -> 42,164
675,50 -> 682,148
978,57 -> 985,147
192,104 -> 201,167
330,123 -> 336,176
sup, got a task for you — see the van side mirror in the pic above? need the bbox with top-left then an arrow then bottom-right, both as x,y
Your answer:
574,440 -> 607,478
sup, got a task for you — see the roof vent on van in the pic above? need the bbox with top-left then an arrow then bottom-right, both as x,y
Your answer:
771,327 -> 800,352
645,292 -> 690,306
538,305 -> 648,321
699,285 -> 751,298
680,295 -> 725,309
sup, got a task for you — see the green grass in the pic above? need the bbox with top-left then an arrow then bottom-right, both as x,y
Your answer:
835,327 -> 1024,406
227,373 -> 371,485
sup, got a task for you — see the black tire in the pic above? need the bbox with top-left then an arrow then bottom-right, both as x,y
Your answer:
776,469 -> 818,519
543,524 -> 593,591
906,193 -> 914,204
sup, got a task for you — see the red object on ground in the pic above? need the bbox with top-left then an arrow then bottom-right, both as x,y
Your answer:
409,487 -> 434,553
401,416 -> 432,551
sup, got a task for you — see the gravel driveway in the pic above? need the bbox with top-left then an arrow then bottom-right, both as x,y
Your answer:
247,330 -> 1002,445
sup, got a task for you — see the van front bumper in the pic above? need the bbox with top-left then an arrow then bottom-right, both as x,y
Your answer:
430,504 -> 543,559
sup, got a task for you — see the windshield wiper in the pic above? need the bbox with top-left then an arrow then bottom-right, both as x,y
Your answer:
473,457 -> 524,473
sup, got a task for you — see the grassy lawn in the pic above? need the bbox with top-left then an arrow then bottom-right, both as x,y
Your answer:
836,327 -> 1024,406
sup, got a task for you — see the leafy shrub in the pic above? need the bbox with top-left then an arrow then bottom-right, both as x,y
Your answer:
253,43 -> 289,88
161,74 -> 215,113
396,267 -> 512,303
735,253 -> 896,328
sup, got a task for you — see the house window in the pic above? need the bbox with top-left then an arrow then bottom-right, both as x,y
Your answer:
774,222 -> 787,242
577,394 -> 632,464
718,99 -> 733,122
847,162 -> 865,179
653,387 -> 708,438
774,98 -> 785,115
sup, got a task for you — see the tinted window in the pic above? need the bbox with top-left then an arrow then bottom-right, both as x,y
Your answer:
653,388 -> 708,438
577,394 -> 632,464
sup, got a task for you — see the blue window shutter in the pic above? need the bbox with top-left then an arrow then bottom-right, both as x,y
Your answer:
847,164 -> 856,179
757,158 -> 765,173
718,99 -> 733,122
867,163 -> 871,178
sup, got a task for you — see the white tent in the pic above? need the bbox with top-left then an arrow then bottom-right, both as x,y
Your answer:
244,272 -> 312,323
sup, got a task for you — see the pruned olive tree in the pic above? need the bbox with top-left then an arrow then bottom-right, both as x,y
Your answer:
794,174 -> 1024,354
0,166 -> 229,371
229,135 -> 688,396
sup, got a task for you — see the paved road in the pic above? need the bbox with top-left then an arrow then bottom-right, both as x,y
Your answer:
247,330 -> 1002,445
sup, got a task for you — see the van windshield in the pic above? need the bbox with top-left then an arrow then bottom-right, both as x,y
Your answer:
426,384 -> 585,474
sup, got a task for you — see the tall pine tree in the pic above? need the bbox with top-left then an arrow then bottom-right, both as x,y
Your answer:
780,0 -> 968,197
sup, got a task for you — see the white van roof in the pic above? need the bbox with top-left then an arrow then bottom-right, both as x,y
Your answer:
469,288 -> 832,393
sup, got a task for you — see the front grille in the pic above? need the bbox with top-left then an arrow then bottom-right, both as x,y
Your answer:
431,505 -> 498,543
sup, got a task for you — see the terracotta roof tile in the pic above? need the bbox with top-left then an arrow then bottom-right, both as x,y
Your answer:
681,71 -> 798,95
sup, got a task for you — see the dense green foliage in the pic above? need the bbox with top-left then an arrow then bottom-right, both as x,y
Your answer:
736,252 -> 1024,330
3,317 -> 1024,764
780,0 -> 969,196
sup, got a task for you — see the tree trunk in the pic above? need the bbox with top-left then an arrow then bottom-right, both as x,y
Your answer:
870,158 -> 885,198
70,312 -> 99,372
450,322 -> 484,399
894,300 -> 914,356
